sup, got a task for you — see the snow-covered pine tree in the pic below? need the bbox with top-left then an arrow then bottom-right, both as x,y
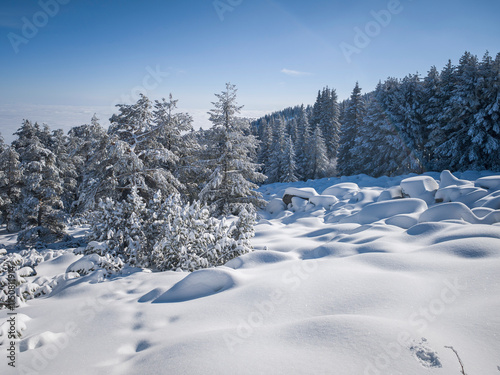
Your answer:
318,87 -> 341,161
294,105 -> 310,180
200,83 -> 266,215
48,129 -> 78,214
378,77 -> 424,174
354,82 -> 410,176
421,65 -> 442,170
309,90 -> 322,132
280,135 -> 299,183
12,120 -> 66,244
268,117 -> 286,183
68,115 -> 110,214
286,118 -> 298,145
436,52 -> 480,170
306,127 -> 328,180
389,73 -> 427,173
0,146 -> 22,228
79,95 -> 186,212
426,60 -> 457,171
337,82 -> 366,176
152,95 -> 201,199
257,119 -> 273,178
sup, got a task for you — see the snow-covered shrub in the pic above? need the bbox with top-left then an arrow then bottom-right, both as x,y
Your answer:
0,248 -> 46,309
86,189 -> 256,273
86,186 -> 147,266
67,252 -> 124,275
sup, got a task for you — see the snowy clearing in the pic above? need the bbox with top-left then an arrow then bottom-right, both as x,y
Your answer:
2,170 -> 500,374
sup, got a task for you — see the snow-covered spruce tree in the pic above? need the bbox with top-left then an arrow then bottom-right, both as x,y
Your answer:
391,73 -> 427,173
353,82 -> 410,177
257,119 -> 274,178
286,117 -> 298,145
377,77 -> 423,175
421,65 -> 442,170
48,129 -> 78,214
68,115 -> 110,215
280,135 -> 299,183
337,82 -> 366,176
0,146 -> 22,228
294,105 -> 310,180
267,117 -> 287,183
309,90 -> 322,132
79,95 -> 187,212
200,83 -> 266,216
436,52 -> 479,170
426,60 -> 457,170
318,87 -> 341,161
152,95 -> 200,199
306,127 -> 328,180
12,120 -> 66,244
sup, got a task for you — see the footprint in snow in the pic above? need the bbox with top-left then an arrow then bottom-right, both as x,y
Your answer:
136,340 -> 152,352
409,338 -> 442,369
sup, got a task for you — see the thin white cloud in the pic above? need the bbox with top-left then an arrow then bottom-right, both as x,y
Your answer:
281,68 -> 312,77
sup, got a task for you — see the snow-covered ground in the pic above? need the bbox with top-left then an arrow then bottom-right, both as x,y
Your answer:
2,171 -> 500,375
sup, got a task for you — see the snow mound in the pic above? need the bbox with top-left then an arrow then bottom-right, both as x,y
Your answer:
266,198 -> 286,214
475,175 -> 500,190
341,198 -> 428,225
385,214 -> 419,229
423,237 -> 500,258
349,189 -> 380,205
435,185 -> 488,204
322,183 -> 359,199
0,313 -> 30,341
138,287 -> 168,303
400,176 -> 439,205
20,331 -> 69,352
439,170 -> 472,188
419,202 -> 500,224
308,195 -> 339,209
67,254 -> 99,275
283,187 -> 318,200
377,186 -> 403,201
153,268 -> 238,303
474,190 -> 500,209
225,250 -> 296,269
17,266 -> 36,277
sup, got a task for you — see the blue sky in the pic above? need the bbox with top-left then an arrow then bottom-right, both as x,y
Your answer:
1,0 -> 499,143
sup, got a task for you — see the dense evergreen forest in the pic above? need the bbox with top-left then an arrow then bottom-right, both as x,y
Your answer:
252,51 -> 500,181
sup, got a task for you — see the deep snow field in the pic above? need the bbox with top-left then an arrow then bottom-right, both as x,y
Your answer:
2,170 -> 500,375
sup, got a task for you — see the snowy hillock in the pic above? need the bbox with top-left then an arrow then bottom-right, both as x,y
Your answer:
271,170 -> 500,227
1,170 -> 500,375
